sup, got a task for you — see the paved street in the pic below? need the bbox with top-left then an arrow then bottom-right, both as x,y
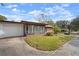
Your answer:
52,36 -> 79,56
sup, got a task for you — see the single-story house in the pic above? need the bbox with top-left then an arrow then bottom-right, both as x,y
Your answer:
0,21 -> 53,38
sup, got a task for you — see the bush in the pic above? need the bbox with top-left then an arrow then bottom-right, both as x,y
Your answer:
45,32 -> 53,36
53,25 -> 61,34
61,29 -> 67,32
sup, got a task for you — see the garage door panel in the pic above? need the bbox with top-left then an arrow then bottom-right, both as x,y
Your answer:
0,23 -> 23,38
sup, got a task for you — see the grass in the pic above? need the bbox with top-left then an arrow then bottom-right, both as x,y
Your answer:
25,34 -> 73,51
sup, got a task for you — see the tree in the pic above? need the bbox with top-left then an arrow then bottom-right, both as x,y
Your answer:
56,20 -> 71,34
67,25 -> 71,34
37,13 -> 54,26
0,15 -> 7,21
36,13 -> 62,34
56,20 -> 70,29
37,13 -> 53,23
71,16 -> 79,31
44,20 -> 55,27
56,20 -> 70,33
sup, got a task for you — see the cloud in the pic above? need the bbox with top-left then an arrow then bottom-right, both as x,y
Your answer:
61,3 -> 70,7
5,4 -> 25,14
11,8 -> 26,15
5,4 -> 26,14
11,8 -> 21,15
6,15 -> 24,22
51,5 -> 74,21
12,8 -> 18,12
28,10 -> 44,17
27,5 -> 75,22
3,4 -> 75,22
45,7 -> 56,15
5,4 -> 18,8
9,15 -> 36,22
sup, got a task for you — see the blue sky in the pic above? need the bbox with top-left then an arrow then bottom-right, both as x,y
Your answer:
0,3 -> 79,22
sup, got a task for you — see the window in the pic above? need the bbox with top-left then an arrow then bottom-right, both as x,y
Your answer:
28,25 -> 33,34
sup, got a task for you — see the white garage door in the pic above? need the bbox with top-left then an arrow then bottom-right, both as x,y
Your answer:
0,22 -> 24,38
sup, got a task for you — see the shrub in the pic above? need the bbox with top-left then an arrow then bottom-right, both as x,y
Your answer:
64,32 -> 70,35
53,25 -> 61,34
61,29 -> 67,32
45,32 -> 53,36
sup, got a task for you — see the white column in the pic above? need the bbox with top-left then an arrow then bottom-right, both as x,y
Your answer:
43,27 -> 45,33
32,25 -> 34,34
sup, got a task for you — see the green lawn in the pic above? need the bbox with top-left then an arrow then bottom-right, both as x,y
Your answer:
25,34 -> 73,51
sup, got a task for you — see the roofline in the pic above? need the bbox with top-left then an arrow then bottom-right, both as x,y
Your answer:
0,21 -> 47,26
21,21 -> 47,25
0,21 -> 20,23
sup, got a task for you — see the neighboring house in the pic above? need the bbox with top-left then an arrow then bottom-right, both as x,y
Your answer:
0,21 -> 53,38
45,25 -> 53,33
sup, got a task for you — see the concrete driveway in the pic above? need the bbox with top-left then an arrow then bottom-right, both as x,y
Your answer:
0,37 -> 54,56
0,36 -> 79,56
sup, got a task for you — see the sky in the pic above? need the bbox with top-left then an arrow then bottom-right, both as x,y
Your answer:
0,3 -> 79,22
